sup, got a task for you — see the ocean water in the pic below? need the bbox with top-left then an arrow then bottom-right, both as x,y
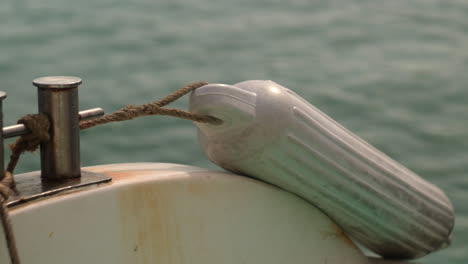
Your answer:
1,0 -> 467,262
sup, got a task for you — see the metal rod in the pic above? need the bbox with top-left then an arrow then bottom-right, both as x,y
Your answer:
2,108 -> 104,139
33,76 -> 82,180
78,108 -> 105,121
0,91 -> 6,179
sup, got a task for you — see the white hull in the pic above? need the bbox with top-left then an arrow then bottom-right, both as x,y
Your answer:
0,163 -> 369,264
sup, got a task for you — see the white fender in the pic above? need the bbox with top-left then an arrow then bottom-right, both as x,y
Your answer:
189,80 -> 455,259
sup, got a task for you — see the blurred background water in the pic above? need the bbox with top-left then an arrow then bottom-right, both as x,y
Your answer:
1,0 -> 467,262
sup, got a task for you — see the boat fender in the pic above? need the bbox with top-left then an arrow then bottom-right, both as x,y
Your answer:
189,80 -> 455,260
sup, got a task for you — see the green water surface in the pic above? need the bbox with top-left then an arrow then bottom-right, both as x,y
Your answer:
1,0 -> 467,262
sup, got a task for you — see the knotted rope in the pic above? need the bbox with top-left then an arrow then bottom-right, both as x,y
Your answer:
0,113 -> 50,264
0,81 -> 220,264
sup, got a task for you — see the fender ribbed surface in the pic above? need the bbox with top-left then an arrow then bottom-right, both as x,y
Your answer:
190,80 -> 455,259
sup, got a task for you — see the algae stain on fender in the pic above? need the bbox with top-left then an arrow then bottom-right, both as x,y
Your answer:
190,80 -> 455,259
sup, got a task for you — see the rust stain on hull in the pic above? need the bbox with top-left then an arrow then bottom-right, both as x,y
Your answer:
100,170 -> 158,181
321,223 -> 357,249
116,178 -> 185,264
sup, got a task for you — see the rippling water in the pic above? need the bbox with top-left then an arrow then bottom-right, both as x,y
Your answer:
1,0 -> 467,262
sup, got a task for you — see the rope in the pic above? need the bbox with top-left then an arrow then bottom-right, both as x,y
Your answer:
80,81 -> 222,130
0,81 -> 220,264
1,172 -> 20,264
8,114 -> 51,172
0,113 -> 50,264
